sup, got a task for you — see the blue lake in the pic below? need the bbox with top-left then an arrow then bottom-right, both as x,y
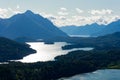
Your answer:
59,69 -> 120,80
17,42 -> 93,63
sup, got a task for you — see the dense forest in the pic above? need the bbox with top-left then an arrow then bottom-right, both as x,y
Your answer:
0,37 -> 36,62
0,32 -> 119,80
0,49 -> 119,80
62,32 -> 120,50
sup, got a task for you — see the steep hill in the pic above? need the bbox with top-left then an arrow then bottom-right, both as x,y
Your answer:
0,37 -> 36,62
0,10 -> 68,41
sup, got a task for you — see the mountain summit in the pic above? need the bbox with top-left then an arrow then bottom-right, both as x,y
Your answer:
25,10 -> 34,14
0,10 -> 68,40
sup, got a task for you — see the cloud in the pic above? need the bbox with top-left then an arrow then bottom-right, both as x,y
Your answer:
71,15 -> 120,26
40,12 -> 57,20
89,9 -> 113,15
0,7 -> 119,27
39,12 -> 68,26
97,15 -> 120,24
13,10 -> 22,14
8,8 -> 22,14
58,11 -> 68,16
41,10 -> 120,27
58,7 -> 69,16
17,5 -> 20,9
60,7 -> 67,11
0,8 -> 8,18
0,7 -> 22,18
76,8 -> 84,13
38,9 -> 118,26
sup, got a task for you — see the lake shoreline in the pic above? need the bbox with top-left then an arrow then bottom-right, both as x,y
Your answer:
59,69 -> 120,80
0,42 -> 119,80
13,42 -> 93,63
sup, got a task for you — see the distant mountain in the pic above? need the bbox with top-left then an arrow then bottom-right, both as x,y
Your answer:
0,21 -> 5,32
0,10 -> 68,41
0,37 -> 36,62
92,19 -> 120,36
60,23 -> 105,36
62,32 -> 120,50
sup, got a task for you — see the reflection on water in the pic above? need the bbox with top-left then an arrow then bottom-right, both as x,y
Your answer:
59,69 -> 120,80
17,42 -> 93,63
70,35 -> 90,37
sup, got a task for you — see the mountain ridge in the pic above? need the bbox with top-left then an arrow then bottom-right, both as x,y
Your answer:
60,19 -> 120,37
0,10 -> 68,41
92,19 -> 120,36
60,23 -> 105,36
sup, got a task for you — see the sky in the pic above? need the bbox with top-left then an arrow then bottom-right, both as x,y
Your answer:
0,0 -> 120,27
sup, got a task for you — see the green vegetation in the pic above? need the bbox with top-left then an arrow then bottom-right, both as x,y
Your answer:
56,49 -> 120,69
0,49 -> 119,80
0,32 -> 120,80
0,37 -> 36,62
62,32 -> 120,50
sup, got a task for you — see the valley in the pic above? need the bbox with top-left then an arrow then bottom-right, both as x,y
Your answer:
0,10 -> 119,80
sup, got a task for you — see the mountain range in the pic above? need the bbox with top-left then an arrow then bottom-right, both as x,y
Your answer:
0,10 -> 120,41
92,19 -> 120,36
60,23 -> 105,36
60,20 -> 120,37
0,10 -> 68,41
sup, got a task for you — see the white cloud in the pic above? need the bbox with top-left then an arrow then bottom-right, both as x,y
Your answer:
40,12 -> 57,19
13,10 -> 22,14
0,7 -> 120,27
52,15 -> 120,26
60,7 -> 67,11
58,7 -> 69,16
8,8 -> 12,11
8,8 -> 22,14
76,8 -> 84,13
41,10 -> 120,26
0,8 -> 8,18
97,15 -> 120,24
40,10 -> 119,26
39,12 -> 68,26
58,11 -> 68,16
0,7 -> 22,18
89,9 -> 113,15
0,8 -> 8,13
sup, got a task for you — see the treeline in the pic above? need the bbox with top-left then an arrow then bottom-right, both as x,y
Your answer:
62,32 -> 120,50
0,32 -> 120,80
0,37 -> 36,62
0,49 -> 119,80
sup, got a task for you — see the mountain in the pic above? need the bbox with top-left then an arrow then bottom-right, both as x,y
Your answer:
92,19 -> 120,36
0,37 -> 36,62
0,20 -> 5,32
62,32 -> 120,50
0,10 -> 68,41
60,23 -> 105,36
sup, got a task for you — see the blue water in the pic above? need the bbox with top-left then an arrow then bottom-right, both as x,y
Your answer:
59,69 -> 120,80
16,42 -> 93,63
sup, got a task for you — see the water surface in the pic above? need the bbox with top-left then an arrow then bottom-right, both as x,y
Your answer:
59,69 -> 120,80
18,42 -> 93,63
70,35 -> 90,37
